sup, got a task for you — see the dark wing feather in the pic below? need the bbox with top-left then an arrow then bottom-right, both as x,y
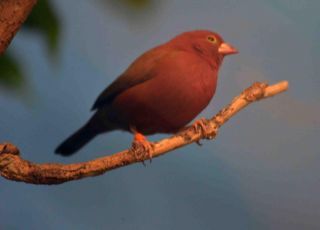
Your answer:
91,45 -> 168,110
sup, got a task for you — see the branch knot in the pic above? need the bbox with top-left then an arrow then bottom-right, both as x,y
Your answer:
0,143 -> 20,155
244,82 -> 268,102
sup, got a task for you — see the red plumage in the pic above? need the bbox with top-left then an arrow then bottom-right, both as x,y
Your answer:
55,30 -> 238,155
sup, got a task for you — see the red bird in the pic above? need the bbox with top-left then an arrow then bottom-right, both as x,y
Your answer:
55,30 -> 238,156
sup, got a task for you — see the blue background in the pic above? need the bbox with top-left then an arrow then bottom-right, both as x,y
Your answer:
1,0 -> 319,229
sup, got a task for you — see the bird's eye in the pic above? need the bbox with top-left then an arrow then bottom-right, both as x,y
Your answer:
207,36 -> 216,43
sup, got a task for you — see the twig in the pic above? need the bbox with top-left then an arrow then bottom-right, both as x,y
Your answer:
0,81 -> 289,185
0,0 -> 37,54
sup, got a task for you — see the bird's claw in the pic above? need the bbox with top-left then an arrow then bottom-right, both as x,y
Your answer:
130,133 -> 154,164
196,140 -> 203,146
192,118 -> 215,140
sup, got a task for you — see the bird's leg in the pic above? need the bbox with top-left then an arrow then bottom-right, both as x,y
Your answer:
191,118 -> 215,143
130,126 -> 154,164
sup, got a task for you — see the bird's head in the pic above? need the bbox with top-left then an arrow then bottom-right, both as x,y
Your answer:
170,30 -> 238,67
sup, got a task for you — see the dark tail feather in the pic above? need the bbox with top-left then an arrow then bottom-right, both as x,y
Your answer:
55,113 -> 113,156
55,125 -> 98,156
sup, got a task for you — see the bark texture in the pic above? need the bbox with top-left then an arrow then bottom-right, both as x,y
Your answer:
0,81 -> 289,185
0,0 -> 37,54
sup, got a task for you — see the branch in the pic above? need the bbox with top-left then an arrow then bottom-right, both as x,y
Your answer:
0,81 -> 289,185
0,0 -> 37,54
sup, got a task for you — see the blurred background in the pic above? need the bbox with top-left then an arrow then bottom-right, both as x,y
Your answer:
0,0 -> 319,229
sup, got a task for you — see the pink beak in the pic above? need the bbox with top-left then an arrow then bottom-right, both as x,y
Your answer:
218,43 -> 238,55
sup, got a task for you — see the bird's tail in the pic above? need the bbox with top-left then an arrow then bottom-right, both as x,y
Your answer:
55,113 -> 113,156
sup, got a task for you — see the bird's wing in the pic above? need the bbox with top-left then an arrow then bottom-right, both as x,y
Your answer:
91,45 -> 169,110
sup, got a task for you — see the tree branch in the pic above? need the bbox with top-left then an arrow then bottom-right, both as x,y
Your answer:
0,0 -> 37,54
0,81 -> 289,185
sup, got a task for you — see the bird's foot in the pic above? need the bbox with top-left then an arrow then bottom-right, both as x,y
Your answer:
192,118 -> 216,142
130,132 -> 154,165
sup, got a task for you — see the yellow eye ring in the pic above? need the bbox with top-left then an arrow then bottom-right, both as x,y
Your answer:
207,36 -> 216,43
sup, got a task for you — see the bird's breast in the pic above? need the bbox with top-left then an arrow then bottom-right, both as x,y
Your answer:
111,53 -> 219,134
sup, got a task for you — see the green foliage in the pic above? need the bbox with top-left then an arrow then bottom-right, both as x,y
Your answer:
0,0 -> 60,89
106,0 -> 151,11
24,0 -> 60,54
0,54 -> 23,88
122,0 -> 150,8
0,0 -> 152,90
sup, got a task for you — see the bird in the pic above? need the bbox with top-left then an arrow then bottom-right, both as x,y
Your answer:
55,30 -> 238,157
